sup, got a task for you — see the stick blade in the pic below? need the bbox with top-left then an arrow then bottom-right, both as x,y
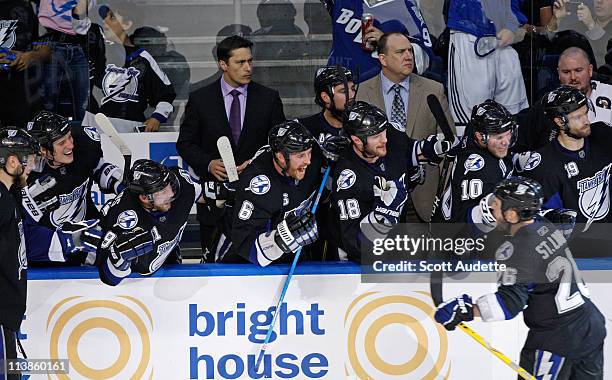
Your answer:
217,136 -> 239,182
94,113 -> 131,156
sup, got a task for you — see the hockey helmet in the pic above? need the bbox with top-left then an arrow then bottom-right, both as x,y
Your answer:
470,99 -> 517,145
542,85 -> 589,123
494,176 -> 543,221
27,111 -> 71,151
269,120 -> 314,156
314,65 -> 354,108
343,101 -> 388,138
127,159 -> 180,205
0,127 -> 42,169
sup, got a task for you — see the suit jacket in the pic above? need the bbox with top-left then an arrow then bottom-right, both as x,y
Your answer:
177,78 -> 285,220
357,73 -> 455,221
177,78 -> 285,180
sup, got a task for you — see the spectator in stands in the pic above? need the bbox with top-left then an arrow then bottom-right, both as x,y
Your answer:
252,0 -> 307,61
1,0 -> 50,128
446,0 -> 529,128
38,0 -> 93,120
356,32 -> 455,223
547,0 -> 612,67
176,35 -> 285,261
303,0 -> 332,59
322,0 -> 434,83
515,46 -> 611,151
132,26 -> 190,126
85,4 -> 175,133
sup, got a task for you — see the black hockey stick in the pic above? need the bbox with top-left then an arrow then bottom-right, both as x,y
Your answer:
426,95 -> 455,305
94,113 -> 132,178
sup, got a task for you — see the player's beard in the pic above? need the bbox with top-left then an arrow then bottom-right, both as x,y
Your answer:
365,142 -> 386,158
328,102 -> 344,121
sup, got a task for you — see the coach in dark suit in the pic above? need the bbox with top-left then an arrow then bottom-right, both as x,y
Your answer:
177,35 -> 285,257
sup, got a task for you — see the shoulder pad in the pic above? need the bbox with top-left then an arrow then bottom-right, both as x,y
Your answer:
336,168 -> 357,191
463,153 -> 485,175
83,126 -> 101,142
389,121 -> 406,133
116,209 -> 139,230
248,174 -> 271,195
513,151 -> 541,172
174,167 -> 196,185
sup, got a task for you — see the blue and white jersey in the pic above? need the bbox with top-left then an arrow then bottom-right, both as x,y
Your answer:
324,0 -> 433,83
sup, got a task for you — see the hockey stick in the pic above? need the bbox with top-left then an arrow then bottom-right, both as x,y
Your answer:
94,113 -> 132,176
254,166 -> 332,372
425,100 -> 535,380
217,136 -> 239,183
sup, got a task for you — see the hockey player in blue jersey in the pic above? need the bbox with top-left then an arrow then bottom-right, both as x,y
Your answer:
321,0 -> 434,82
21,111 -> 124,265
435,176 -> 606,379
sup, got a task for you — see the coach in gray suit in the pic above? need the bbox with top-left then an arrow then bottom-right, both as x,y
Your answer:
357,32 -> 455,222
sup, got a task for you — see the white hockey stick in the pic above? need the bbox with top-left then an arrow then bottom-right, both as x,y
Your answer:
217,136 -> 238,182
95,113 -> 132,175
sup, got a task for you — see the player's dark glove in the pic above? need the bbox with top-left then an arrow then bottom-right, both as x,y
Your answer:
21,175 -> 59,222
109,227 -> 155,270
320,135 -> 351,163
57,220 -> 103,258
275,210 -> 319,254
434,294 -> 474,331
539,208 -> 577,239
406,164 -> 426,191
372,174 -> 408,226
204,181 -> 236,207
417,134 -> 460,164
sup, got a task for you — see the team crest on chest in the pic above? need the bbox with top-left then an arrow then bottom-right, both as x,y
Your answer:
464,154 -> 484,174
577,164 -> 611,226
495,241 -> 514,261
0,20 -> 18,49
102,64 -> 140,104
117,210 -> 139,230
249,175 -> 270,195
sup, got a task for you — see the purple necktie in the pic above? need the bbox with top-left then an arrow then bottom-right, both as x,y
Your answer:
229,89 -> 241,145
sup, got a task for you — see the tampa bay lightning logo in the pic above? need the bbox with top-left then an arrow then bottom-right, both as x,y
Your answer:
0,20 -> 18,49
464,154 -> 484,175
514,152 -> 541,172
337,169 -> 356,190
249,175 -> 270,195
83,126 -> 101,141
495,241 -> 514,261
101,64 -> 140,104
577,164 -> 611,231
117,210 -> 139,230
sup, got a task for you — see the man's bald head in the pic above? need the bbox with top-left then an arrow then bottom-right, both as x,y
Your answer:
558,47 -> 593,95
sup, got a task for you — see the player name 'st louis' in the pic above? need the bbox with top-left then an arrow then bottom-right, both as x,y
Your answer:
372,260 -> 506,272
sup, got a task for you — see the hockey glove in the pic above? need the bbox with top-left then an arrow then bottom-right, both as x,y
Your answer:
109,227 -> 155,270
320,135 -> 351,163
539,208 -> 577,239
57,220 -> 103,257
275,210 -> 319,254
406,164 -> 426,191
203,181 -> 236,208
434,294 -> 474,331
417,134 -> 460,164
21,175 -> 59,222
372,174 -> 408,226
